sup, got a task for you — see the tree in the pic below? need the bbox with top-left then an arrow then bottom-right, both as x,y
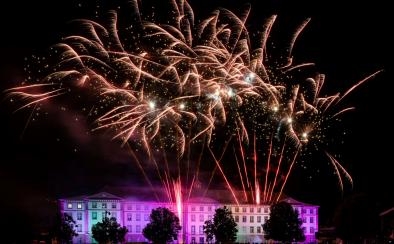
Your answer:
50,213 -> 78,244
263,201 -> 305,243
91,212 -> 128,244
204,206 -> 238,244
143,207 -> 182,244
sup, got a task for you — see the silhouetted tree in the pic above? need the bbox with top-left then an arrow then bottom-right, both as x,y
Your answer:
204,206 -> 238,243
263,201 -> 305,243
50,213 -> 78,244
91,212 -> 127,244
143,207 -> 181,244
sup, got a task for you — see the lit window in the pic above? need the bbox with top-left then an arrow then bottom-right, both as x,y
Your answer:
92,212 -> 97,220
136,213 -> 141,221
67,203 -> 73,209
235,207 -> 239,212
250,216 -> 254,223
127,225 -> 132,232
310,217 -> 314,223
250,207 -> 254,213
242,207 -> 247,213
77,212 -> 82,220
242,216 -> 247,223
191,214 -> 196,222
77,203 -> 82,209
112,203 -> 116,209
102,203 -> 107,209
136,225 -> 141,233
257,226 -> 261,233
199,214 -> 204,222
191,225 -> 195,234
257,216 -> 261,223
200,206 -> 204,211
199,226 -> 203,234
235,216 -> 239,222
257,207 -> 261,213
250,226 -> 254,233
127,213 -> 132,221
92,202 -> 97,208
144,214 -> 149,221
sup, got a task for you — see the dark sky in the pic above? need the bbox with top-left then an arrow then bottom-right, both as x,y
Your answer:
0,0 -> 392,239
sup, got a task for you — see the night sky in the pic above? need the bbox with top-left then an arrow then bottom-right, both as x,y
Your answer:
0,0 -> 392,239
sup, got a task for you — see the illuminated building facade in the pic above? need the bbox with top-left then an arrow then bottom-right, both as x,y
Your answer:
60,188 -> 318,243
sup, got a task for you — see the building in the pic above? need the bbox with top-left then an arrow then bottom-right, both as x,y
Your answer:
60,187 -> 319,243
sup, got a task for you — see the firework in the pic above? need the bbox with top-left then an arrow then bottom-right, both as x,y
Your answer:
6,0 -> 381,205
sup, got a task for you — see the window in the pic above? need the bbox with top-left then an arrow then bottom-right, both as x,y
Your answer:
303,218 -> 307,223
250,207 -> 254,213
127,204 -> 132,210
200,206 -> 204,211
112,203 -> 116,209
92,212 -> 97,220
199,214 -> 204,222
136,205 -> 141,210
250,216 -> 254,223
102,203 -> 107,209
127,225 -> 132,232
77,203 -> 82,209
136,225 -> 141,233
310,227 -> 315,233
199,225 -> 203,234
199,237 -> 204,244
111,212 -> 117,219
310,208 -> 315,214
144,214 -> 149,221
257,226 -> 261,233
67,203 -> 73,209
235,207 -> 239,212
264,207 -> 269,213
242,216 -> 247,223
191,214 -> 196,222
144,205 -> 149,211
191,206 -> 196,211
264,216 -> 268,222
127,213 -> 132,221
92,202 -> 97,208
77,212 -> 82,220
77,225 -> 82,232
102,212 -> 106,219
191,225 -> 196,234
257,207 -> 261,213
242,207 -> 247,213
191,237 -> 196,243
136,213 -> 141,221
257,216 -> 261,223
250,226 -> 254,233
242,226 -> 246,233
208,206 -> 212,211
310,217 -> 314,223
302,208 -> 306,214
235,216 -> 239,222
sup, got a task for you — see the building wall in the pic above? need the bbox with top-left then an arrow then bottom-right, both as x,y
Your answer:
60,197 -> 318,243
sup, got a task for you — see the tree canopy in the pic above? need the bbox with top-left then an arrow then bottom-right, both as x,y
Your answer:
263,201 -> 305,243
143,207 -> 182,244
91,213 -> 127,244
50,213 -> 78,244
204,206 -> 238,243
